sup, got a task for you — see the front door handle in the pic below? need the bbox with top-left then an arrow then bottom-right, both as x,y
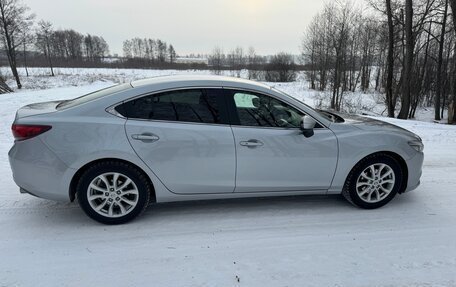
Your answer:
131,133 -> 159,142
240,139 -> 264,147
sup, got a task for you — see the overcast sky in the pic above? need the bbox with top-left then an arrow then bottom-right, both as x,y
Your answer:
23,0 -> 330,56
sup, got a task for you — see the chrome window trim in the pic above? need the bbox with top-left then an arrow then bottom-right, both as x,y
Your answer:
105,85 -> 328,130
105,86 -> 224,121
121,117 -> 232,128
106,106 -> 125,118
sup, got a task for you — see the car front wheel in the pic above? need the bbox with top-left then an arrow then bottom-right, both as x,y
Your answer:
343,154 -> 403,209
77,161 -> 151,224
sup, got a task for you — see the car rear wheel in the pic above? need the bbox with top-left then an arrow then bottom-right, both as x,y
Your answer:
77,161 -> 151,224
343,154 -> 403,209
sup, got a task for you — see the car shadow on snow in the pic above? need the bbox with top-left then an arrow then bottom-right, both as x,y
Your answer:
8,191 -> 422,227
138,192 -> 421,223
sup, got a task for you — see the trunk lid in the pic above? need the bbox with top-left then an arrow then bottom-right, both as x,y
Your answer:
15,100 -> 63,120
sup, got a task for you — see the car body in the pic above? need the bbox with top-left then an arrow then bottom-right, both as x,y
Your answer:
8,75 -> 424,224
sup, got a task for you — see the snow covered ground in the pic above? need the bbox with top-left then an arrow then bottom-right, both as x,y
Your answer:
0,68 -> 455,286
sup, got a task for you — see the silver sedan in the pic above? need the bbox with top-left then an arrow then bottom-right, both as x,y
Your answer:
8,76 -> 424,224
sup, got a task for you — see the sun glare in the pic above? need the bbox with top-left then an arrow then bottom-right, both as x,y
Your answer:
232,0 -> 273,15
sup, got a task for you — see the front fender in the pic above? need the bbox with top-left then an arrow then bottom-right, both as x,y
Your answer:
328,124 -> 416,194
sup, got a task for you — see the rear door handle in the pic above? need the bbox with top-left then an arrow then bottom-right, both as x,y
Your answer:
240,139 -> 264,147
131,133 -> 159,142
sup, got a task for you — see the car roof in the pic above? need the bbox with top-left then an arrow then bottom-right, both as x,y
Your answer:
130,75 -> 273,92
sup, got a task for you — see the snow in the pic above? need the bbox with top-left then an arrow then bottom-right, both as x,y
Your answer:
1,68 -> 456,286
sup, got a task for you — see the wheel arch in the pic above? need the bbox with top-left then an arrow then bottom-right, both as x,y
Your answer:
345,151 -> 408,194
69,158 -> 156,202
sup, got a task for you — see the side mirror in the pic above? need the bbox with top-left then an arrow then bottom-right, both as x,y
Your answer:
300,115 -> 316,138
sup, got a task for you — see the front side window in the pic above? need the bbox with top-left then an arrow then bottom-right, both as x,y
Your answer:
232,91 -> 304,128
117,89 -> 222,124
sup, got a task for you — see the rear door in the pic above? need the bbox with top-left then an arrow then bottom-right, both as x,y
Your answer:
226,90 -> 338,193
121,88 -> 236,194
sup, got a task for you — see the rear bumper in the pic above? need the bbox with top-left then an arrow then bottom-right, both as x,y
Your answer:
8,137 -> 72,202
404,151 -> 424,193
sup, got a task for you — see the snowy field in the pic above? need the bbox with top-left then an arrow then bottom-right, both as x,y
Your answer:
0,68 -> 456,286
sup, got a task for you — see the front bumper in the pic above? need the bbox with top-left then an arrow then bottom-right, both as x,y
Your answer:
403,151 -> 424,193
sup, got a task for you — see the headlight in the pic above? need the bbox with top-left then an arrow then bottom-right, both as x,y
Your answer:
408,140 -> 424,152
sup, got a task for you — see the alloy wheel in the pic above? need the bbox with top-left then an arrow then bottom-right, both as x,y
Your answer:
355,163 -> 396,203
87,172 -> 139,218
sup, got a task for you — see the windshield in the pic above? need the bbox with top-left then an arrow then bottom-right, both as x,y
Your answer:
57,83 -> 131,109
271,87 -> 343,123
271,87 -> 315,110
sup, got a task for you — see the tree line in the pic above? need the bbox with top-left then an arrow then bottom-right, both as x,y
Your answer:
0,0 -> 300,90
301,0 -> 456,122
0,0 -> 110,88
34,21 -> 109,77
122,38 -> 176,66
208,46 -> 298,82
0,0 -> 181,90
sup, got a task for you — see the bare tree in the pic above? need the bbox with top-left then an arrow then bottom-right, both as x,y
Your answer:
385,0 -> 396,117
397,0 -> 413,119
397,0 -> 441,119
83,34 -> 108,62
131,37 -> 144,59
326,1 -> 358,110
35,20 -> 54,76
247,46 -> 263,80
301,0 -> 453,118
302,19 -> 319,89
65,29 -> 84,60
233,46 -> 244,77
168,44 -> 176,63
227,48 -> 237,76
264,52 -> 296,82
448,0 -> 456,123
148,39 -> 156,62
21,28 -> 32,76
0,0 -> 34,89
302,1 -> 369,111
123,39 -> 133,59
156,39 -> 167,63
208,46 -> 224,75
433,0 -> 449,120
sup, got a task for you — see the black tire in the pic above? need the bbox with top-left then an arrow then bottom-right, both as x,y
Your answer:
77,161 -> 151,224
342,153 -> 403,209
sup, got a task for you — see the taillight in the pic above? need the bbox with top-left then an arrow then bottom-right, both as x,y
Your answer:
12,124 -> 52,141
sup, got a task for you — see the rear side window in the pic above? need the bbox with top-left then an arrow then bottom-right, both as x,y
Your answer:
116,89 -> 223,124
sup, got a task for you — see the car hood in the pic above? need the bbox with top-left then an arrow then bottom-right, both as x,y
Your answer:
328,111 -> 419,139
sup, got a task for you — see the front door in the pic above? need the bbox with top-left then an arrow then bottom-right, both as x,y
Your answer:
227,90 -> 338,193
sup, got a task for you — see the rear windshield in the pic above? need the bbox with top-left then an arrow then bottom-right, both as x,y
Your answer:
57,83 -> 131,110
